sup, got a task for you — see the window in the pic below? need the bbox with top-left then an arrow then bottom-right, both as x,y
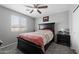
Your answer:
11,15 -> 26,32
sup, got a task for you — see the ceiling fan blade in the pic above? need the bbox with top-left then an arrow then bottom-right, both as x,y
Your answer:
25,5 -> 33,8
33,4 -> 36,8
38,6 -> 48,9
37,9 -> 41,14
30,10 -> 34,13
36,4 -> 40,7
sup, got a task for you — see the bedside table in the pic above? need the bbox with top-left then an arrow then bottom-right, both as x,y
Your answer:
57,33 -> 70,47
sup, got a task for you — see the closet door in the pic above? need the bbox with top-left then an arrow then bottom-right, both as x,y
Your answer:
72,5 -> 79,53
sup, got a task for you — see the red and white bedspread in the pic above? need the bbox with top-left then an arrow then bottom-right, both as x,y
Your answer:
17,30 -> 53,47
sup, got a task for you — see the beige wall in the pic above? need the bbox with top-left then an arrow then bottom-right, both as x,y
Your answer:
0,6 -> 35,46
35,11 -> 69,34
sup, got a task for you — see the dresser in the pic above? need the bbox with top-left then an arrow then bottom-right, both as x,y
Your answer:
57,33 -> 70,47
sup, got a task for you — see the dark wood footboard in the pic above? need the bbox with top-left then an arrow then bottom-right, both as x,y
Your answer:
17,38 -> 44,54
17,37 -> 54,54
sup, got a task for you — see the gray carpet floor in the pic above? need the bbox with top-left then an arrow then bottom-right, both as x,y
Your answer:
0,42 -> 76,54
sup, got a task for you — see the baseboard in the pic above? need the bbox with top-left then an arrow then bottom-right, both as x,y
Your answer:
0,42 -> 17,49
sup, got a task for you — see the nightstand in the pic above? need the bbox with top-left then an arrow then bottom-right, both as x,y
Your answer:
57,33 -> 70,47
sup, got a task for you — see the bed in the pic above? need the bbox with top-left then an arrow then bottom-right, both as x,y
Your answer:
17,23 -> 55,54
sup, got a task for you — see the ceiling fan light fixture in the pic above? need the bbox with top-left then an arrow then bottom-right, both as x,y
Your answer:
34,8 -> 37,11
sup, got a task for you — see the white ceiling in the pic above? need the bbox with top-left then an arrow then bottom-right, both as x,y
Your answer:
1,4 -> 73,18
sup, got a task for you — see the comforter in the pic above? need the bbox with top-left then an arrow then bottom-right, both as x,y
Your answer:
17,30 -> 53,47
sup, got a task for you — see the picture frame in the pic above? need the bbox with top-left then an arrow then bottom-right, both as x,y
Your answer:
43,16 -> 49,22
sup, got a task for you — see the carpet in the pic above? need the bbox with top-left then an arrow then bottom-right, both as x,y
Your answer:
0,42 -> 76,54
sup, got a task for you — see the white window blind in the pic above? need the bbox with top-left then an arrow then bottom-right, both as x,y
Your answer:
11,15 -> 26,32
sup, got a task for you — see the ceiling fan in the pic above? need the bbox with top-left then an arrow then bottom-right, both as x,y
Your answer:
25,4 -> 48,14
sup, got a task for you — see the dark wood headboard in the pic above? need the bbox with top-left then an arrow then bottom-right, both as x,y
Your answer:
39,23 -> 55,34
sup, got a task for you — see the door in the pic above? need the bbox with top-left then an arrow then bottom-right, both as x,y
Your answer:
72,5 -> 79,53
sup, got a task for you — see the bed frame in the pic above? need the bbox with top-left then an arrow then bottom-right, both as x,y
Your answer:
17,23 -> 55,54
